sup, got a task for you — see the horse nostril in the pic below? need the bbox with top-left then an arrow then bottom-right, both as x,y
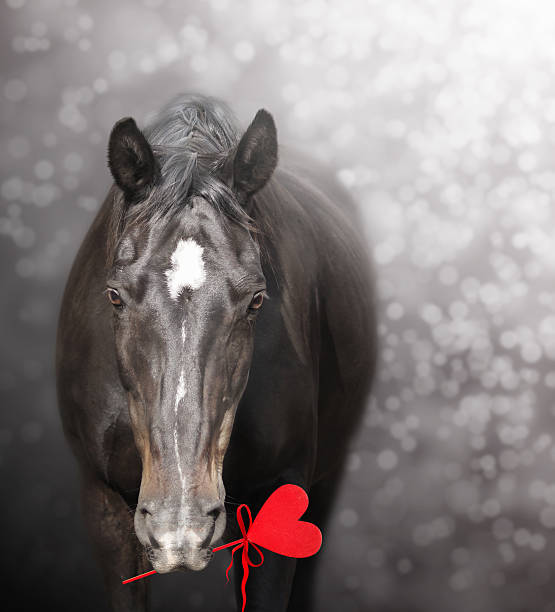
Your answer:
205,503 -> 224,520
139,505 -> 152,517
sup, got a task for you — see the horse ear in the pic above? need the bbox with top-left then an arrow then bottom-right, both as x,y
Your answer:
108,117 -> 158,198
232,109 -> 278,200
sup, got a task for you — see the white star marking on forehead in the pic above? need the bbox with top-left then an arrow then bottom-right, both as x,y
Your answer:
165,238 -> 206,299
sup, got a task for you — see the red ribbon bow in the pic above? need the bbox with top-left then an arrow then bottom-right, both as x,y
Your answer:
213,504 -> 265,612
123,485 -> 322,612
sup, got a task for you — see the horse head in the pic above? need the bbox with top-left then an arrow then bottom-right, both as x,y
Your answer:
105,101 -> 277,572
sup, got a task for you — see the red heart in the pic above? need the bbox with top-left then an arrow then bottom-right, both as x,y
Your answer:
247,484 -> 322,558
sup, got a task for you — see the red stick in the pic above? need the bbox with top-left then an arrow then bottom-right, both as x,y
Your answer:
122,570 -> 157,584
121,540 -> 244,584
213,538 -> 244,552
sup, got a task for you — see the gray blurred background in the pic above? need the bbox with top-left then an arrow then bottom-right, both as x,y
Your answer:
2,0 -> 555,610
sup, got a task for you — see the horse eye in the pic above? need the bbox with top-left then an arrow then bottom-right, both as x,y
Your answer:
248,291 -> 264,312
106,288 -> 123,308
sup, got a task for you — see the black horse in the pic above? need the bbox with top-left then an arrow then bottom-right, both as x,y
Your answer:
56,94 -> 376,612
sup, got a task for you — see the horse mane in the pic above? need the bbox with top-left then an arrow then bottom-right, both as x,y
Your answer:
106,94 -> 255,266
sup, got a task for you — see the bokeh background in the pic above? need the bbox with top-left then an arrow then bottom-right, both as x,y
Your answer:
2,0 -> 555,610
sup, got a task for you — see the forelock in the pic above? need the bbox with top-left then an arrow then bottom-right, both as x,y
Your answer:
107,94 -> 256,266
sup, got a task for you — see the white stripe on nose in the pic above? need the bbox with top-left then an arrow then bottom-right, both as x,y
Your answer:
174,320 -> 187,505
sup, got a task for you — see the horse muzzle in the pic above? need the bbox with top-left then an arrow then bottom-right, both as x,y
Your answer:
134,501 -> 226,572
145,540 -> 214,573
